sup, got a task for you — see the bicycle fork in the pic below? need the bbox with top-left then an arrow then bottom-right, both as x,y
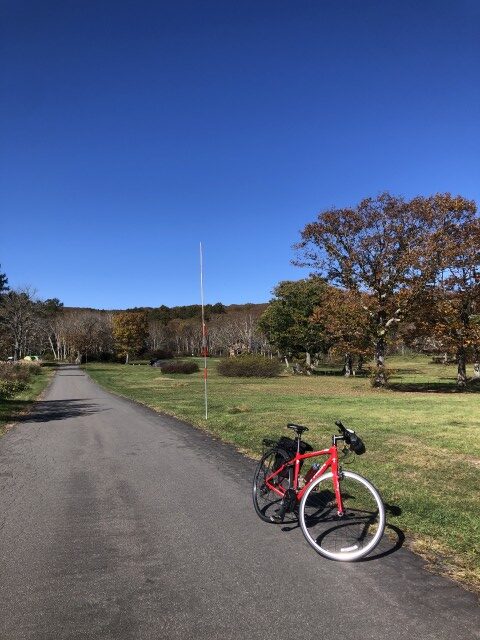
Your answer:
333,468 -> 345,517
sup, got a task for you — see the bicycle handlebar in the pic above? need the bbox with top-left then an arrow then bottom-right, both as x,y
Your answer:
335,420 -> 366,455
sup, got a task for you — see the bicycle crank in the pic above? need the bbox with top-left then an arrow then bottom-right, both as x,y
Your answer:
270,488 -> 297,522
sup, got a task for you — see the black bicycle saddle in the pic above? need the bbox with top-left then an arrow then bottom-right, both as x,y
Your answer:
287,423 -> 309,434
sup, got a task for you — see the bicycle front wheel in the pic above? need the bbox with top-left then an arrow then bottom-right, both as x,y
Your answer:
299,470 -> 385,561
252,448 -> 293,523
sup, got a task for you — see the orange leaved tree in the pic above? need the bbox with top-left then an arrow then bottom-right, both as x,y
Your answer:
294,192 -> 477,386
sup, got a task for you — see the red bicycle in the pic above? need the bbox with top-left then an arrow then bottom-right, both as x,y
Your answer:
252,421 -> 385,561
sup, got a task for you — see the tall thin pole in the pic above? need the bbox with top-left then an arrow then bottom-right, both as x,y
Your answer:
200,242 -> 208,419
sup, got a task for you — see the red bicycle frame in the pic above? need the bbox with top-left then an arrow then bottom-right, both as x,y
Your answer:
265,444 -> 345,514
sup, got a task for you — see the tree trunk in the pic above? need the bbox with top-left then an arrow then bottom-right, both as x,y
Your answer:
373,307 -> 388,386
305,352 -> 311,368
356,354 -> 364,375
473,348 -> 480,378
456,346 -> 467,389
125,353 -> 129,365
374,336 -> 387,387
344,353 -> 353,377
284,356 -> 289,368
48,336 -> 58,360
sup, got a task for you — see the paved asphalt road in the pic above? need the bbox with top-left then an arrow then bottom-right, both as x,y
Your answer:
0,365 -> 478,639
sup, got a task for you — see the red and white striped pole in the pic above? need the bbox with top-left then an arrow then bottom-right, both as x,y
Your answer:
200,242 -> 208,419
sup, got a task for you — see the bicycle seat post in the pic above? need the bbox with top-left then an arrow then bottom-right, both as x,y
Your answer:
295,432 -> 302,453
287,423 -> 308,453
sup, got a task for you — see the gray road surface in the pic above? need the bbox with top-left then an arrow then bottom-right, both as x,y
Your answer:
0,365 -> 478,639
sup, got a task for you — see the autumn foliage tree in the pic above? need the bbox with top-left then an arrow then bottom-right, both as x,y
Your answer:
310,288 -> 373,375
294,192 -> 475,386
413,196 -> 480,387
112,311 -> 149,364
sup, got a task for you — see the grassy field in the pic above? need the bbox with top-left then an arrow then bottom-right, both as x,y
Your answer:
0,364 -> 56,435
85,356 -> 480,592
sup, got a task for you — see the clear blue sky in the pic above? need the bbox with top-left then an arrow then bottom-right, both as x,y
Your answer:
1,0 -> 479,308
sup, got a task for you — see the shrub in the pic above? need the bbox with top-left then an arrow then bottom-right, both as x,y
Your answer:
0,362 -> 33,382
0,362 -> 40,398
217,355 -> 282,378
0,378 -> 27,399
10,364 -> 31,383
95,352 -> 122,363
25,362 -> 41,376
147,349 -> 174,361
160,360 -> 199,374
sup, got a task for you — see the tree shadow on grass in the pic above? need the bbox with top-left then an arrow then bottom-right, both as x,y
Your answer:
311,369 -> 347,377
388,380 -> 480,393
0,398 -> 106,424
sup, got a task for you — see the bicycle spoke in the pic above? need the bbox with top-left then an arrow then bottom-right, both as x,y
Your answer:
252,449 -> 296,523
300,471 -> 385,561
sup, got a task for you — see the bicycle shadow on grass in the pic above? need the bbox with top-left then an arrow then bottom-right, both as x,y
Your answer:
281,503 -> 405,561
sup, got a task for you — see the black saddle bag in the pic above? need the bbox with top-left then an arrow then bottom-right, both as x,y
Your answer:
274,436 -> 313,474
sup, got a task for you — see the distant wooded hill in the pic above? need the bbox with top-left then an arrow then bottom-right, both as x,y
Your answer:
64,302 -> 268,323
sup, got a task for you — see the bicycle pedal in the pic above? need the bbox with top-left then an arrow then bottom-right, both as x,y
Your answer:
270,508 -> 286,523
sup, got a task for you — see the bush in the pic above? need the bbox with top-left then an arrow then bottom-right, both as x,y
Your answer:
0,362 -> 40,399
0,378 -> 27,400
0,362 -> 35,382
94,352 -> 121,363
9,364 -> 31,383
217,355 -> 282,378
26,362 -> 42,375
146,349 -> 174,361
160,360 -> 199,374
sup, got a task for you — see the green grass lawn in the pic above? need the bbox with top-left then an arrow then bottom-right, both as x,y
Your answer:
0,364 -> 56,435
86,355 -> 480,592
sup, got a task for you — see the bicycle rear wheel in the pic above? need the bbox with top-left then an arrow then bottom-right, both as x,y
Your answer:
299,470 -> 385,561
252,448 -> 293,523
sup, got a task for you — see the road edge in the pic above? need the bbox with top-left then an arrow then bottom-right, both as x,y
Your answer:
1,365 -> 57,435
